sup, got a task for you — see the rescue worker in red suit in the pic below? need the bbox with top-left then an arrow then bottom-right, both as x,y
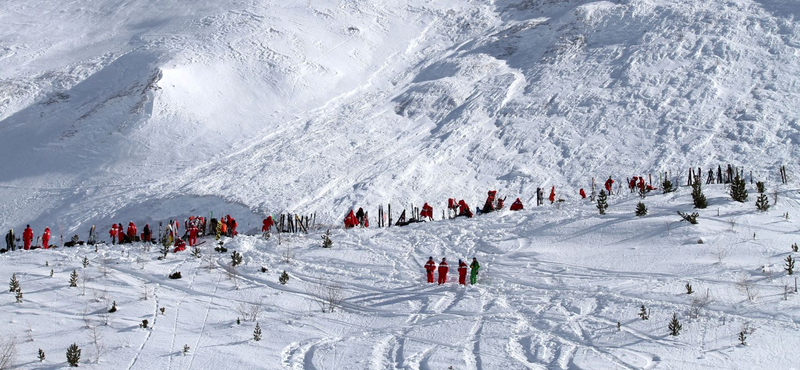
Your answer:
188,224 -> 198,247
605,177 -> 614,195
262,216 -> 274,233
142,224 -> 151,244
510,198 -> 524,211
420,203 -> 433,221
344,210 -> 358,228
629,177 -> 638,191
23,225 -> 33,250
483,191 -> 497,213
458,259 -> 468,285
127,222 -> 137,243
457,200 -> 473,218
22,225 -> 33,250
42,227 -> 51,249
437,258 -> 449,285
109,224 -> 118,245
173,238 -> 186,253
549,187 -> 556,203
579,189 -> 587,199
424,257 -> 436,283
226,215 -> 237,237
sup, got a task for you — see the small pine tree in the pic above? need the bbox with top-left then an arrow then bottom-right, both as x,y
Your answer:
668,313 -> 682,336
66,343 -> 81,367
183,344 -> 190,356
738,330 -> 747,346
662,177 -> 675,194
191,247 -> 201,258
82,257 -> 89,268
756,181 -> 765,194
9,273 -> 19,292
786,255 -> 795,275
755,193 -> 770,212
730,175 -> 748,202
38,348 -> 45,362
50,269 -> 54,277
635,202 -> 648,217
685,282 -> 693,294
321,229 -> 333,248
678,211 -> 699,224
69,270 -> 78,287
15,288 -> 22,303
253,322 -> 262,341
231,251 -> 243,267
236,317 -> 241,325
596,190 -> 608,215
638,304 -> 649,320
691,180 -> 708,209
160,244 -> 170,258
108,301 -> 117,313
279,270 -> 289,285
140,319 -> 149,328
792,243 -> 798,253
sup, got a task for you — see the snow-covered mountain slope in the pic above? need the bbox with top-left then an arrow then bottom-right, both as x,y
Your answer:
0,185 -> 798,369
2,0 -> 800,232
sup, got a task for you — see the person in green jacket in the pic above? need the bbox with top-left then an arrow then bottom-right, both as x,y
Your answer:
469,257 -> 480,285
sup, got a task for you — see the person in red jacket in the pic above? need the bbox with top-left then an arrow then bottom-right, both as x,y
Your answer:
483,190 -> 497,213
579,189 -> 587,199
437,258 -> 449,285
42,227 -> 51,249
510,198 -> 524,211
127,222 -> 137,242
109,224 -> 118,245
344,210 -> 358,228
173,238 -> 186,253
188,223 -> 198,247
262,216 -> 274,233
420,203 -> 433,221
605,177 -> 614,195
424,257 -> 436,283
549,187 -> 556,203
23,225 -> 33,250
227,215 -> 237,237
458,259 -> 468,285
457,200 -> 473,218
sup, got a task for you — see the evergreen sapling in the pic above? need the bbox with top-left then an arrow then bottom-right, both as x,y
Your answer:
321,229 -> 333,248
14,288 -> 21,303
786,255 -> 795,275
756,193 -> 770,212
685,282 -> 693,294
9,273 -> 19,292
596,190 -> 608,215
231,251 -> 243,267
253,322 -> 262,341
38,348 -> 45,362
638,304 -> 649,320
279,270 -> 289,285
662,177 -> 675,194
730,175 -> 748,202
668,313 -> 682,336
66,343 -> 81,367
691,179 -> 707,209
69,270 -> 78,287
635,202 -> 647,217
82,257 -> 89,268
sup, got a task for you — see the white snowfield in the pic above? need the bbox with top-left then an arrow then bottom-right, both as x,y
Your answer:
1,0 -> 800,368
0,185 -> 798,369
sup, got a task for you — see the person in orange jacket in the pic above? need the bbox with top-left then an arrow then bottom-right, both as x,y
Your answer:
109,224 -> 117,245
549,186 -> 556,203
188,223 -> 198,247
23,225 -> 33,250
458,259 -> 468,285
127,222 -> 137,242
262,216 -> 274,233
437,258 -> 449,285
42,227 -> 51,249
424,257 -> 436,283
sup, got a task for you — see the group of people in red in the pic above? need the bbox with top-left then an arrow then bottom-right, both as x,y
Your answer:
7,225 -> 53,250
344,207 -> 369,228
109,221 -> 151,245
424,256 -> 481,285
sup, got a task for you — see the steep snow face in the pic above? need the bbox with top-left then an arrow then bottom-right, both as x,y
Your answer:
1,0 -> 800,230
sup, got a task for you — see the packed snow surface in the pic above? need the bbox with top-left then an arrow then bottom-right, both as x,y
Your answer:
1,0 -> 800,230
2,0 -> 800,368
1,186 -> 799,369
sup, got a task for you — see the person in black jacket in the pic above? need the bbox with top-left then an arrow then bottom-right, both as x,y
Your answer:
5,229 -> 14,251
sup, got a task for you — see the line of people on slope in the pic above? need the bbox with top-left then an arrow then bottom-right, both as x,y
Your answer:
424,257 -> 481,285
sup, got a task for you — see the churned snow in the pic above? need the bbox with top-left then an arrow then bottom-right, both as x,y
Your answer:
1,0 -> 800,368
